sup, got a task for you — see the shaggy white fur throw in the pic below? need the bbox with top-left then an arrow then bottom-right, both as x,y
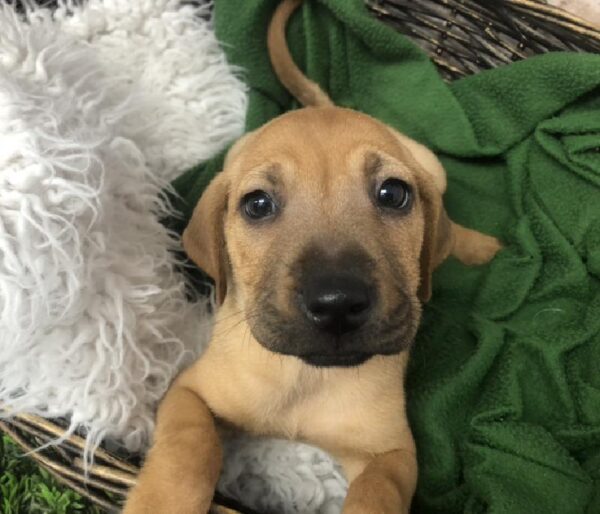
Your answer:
0,1 -> 346,512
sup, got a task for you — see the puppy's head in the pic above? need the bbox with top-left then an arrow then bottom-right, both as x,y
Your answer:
184,108 -> 500,367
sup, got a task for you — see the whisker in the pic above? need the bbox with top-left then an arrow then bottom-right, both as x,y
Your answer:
209,308 -> 263,340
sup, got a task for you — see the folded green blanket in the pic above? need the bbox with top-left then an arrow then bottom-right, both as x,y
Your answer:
170,1 -> 600,512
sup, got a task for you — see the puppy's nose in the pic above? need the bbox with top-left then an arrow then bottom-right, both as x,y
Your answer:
301,274 -> 373,335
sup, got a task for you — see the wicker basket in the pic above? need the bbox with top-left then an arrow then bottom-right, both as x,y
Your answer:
1,1 -> 599,513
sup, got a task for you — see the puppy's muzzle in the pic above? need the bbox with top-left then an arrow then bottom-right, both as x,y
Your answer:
250,244 -> 415,367
300,272 -> 374,335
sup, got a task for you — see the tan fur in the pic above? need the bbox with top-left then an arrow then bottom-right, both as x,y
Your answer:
123,1 -> 501,513
267,0 -> 333,107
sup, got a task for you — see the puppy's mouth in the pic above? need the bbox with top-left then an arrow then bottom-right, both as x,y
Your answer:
249,283 -> 418,367
299,352 -> 373,367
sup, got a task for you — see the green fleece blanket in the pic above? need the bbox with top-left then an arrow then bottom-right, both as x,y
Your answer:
169,1 -> 600,512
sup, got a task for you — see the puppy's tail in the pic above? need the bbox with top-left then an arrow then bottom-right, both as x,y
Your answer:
267,0 -> 334,107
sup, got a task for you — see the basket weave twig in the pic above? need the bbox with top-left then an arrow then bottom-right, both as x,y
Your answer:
1,0 -> 599,512
368,0 -> 600,80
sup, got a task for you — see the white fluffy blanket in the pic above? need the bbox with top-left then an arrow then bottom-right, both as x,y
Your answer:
0,1 -> 346,512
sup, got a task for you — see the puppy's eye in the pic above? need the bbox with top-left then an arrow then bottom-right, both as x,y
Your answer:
376,178 -> 412,211
242,190 -> 277,220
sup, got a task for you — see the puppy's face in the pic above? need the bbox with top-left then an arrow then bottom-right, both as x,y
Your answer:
184,108 -> 457,366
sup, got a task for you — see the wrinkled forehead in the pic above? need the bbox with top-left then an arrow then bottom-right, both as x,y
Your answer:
228,107 -> 415,181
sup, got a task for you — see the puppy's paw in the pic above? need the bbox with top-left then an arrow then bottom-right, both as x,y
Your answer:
342,485 -> 408,514
122,472 -> 214,514
342,498 -> 409,514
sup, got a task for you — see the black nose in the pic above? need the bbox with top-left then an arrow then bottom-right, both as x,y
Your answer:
301,274 -> 373,335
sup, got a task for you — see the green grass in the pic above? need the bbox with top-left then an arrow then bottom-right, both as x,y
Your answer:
0,434 -> 103,514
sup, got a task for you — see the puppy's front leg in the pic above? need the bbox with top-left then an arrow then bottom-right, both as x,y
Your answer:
123,367 -> 221,514
341,446 -> 417,514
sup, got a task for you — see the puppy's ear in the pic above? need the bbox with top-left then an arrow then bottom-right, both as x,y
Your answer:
397,136 -> 501,302
182,172 -> 229,304
416,174 -> 453,303
417,173 -> 502,302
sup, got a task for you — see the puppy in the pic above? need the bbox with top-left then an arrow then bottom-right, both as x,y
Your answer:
123,0 -> 501,512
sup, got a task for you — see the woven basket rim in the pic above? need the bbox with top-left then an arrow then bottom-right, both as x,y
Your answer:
369,0 -> 600,80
